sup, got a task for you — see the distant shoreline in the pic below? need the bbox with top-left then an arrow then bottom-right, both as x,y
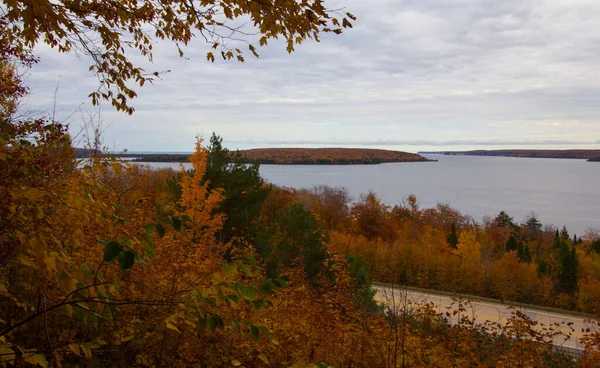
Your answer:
75,147 -> 435,165
420,149 -> 600,161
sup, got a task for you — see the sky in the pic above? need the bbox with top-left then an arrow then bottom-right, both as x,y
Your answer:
24,0 -> 600,153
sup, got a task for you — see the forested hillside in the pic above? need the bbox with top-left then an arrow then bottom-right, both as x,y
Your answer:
239,148 -> 432,164
110,147 -> 432,165
4,129 -> 600,366
442,149 -> 600,160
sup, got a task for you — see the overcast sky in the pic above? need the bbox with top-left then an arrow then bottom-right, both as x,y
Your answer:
25,0 -> 600,152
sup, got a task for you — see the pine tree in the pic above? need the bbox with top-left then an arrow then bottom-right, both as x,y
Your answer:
506,234 -> 519,252
592,238 -> 600,254
447,222 -> 459,249
557,243 -> 579,295
517,242 -> 532,263
204,133 -> 270,246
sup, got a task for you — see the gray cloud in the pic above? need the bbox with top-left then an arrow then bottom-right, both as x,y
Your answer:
22,0 -> 600,152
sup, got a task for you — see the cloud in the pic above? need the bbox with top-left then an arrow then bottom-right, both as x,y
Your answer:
22,0 -> 600,152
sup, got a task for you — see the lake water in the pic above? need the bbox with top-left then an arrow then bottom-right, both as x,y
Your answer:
140,155 -> 600,235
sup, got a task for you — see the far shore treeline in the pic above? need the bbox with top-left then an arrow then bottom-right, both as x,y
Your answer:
75,147 -> 435,165
437,149 -> 600,161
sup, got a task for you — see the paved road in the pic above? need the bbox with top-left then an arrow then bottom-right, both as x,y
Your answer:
373,285 -> 598,353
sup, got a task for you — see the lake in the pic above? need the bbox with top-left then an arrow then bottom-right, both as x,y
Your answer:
140,155 -> 600,235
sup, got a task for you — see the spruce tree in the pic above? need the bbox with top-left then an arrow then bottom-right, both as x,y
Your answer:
557,243 -> 579,295
447,222 -> 458,249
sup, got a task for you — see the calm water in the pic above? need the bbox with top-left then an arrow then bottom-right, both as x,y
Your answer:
140,155 -> 600,235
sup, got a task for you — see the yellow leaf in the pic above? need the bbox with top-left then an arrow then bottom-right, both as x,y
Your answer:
0,283 -> 7,293
68,343 -> 81,357
80,344 -> 92,359
258,353 -> 269,365
53,351 -> 63,368
0,346 -> 15,361
166,322 -> 180,333
24,353 -> 48,367
231,359 -> 242,366
44,255 -> 57,271
62,304 -> 73,317
17,254 -> 34,267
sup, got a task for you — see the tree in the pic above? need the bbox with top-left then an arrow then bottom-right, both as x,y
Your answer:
505,234 -> 519,252
557,243 -> 579,295
345,254 -> 380,313
446,222 -> 458,249
495,211 -> 514,228
306,185 -> 352,231
351,191 -> 394,242
203,133 -> 270,247
517,242 -> 532,263
1,0 -> 355,114
256,203 -> 327,280
560,225 -> 569,240
592,237 -> 600,254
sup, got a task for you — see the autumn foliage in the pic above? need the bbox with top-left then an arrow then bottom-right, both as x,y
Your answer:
3,2 -> 600,366
4,126 -> 600,366
239,148 -> 432,165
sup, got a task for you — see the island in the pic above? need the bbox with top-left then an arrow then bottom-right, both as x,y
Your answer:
237,148 -> 433,164
435,149 -> 600,160
92,148 -> 434,165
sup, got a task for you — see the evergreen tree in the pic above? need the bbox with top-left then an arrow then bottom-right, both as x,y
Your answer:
506,234 -> 519,252
447,222 -> 459,249
346,254 -> 381,313
557,243 -> 579,295
560,225 -> 569,240
495,211 -> 514,227
204,133 -> 270,246
517,242 -> 532,263
591,238 -> 600,254
256,203 -> 327,280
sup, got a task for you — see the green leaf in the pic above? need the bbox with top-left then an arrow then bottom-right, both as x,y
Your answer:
231,319 -> 240,331
207,314 -> 223,332
275,278 -> 288,288
243,254 -> 258,268
258,325 -> 271,337
222,262 -> 237,275
167,216 -> 182,232
103,241 -> 123,263
252,300 -> 263,310
248,324 -> 259,340
238,262 -> 252,277
141,233 -> 155,256
117,251 -> 135,271
228,294 -> 238,304
144,224 -> 156,235
259,279 -> 275,295
240,285 -> 257,301
155,224 -> 166,238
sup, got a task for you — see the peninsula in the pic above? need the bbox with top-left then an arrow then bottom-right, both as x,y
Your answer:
105,148 -> 434,165
436,149 -> 600,160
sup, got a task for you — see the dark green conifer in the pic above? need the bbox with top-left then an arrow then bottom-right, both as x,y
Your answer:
447,222 -> 458,249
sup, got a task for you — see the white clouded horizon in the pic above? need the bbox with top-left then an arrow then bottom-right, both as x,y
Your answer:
24,0 -> 600,152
